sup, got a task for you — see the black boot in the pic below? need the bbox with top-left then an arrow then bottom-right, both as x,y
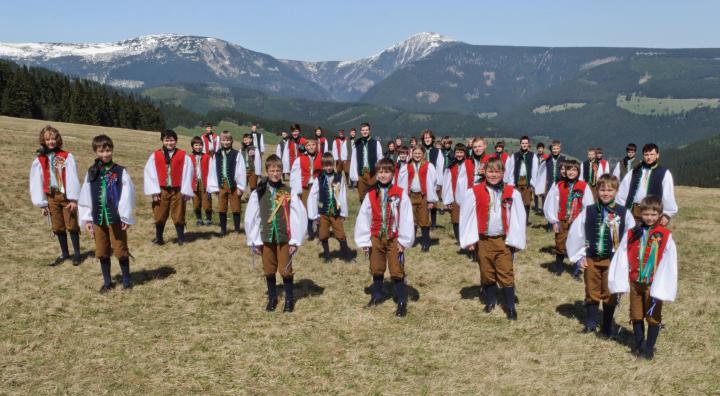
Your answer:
421,227 -> 430,252
483,283 -> 497,313
204,211 -> 213,226
98,258 -> 114,293
554,254 -> 564,276
430,208 -> 437,229
601,304 -> 617,338
265,275 -> 278,312
195,209 -> 203,226
452,223 -> 460,244
525,205 -> 531,225
69,231 -> 81,266
632,321 -> 645,355
119,257 -> 132,289
307,220 -> 314,241
233,212 -> 241,233
583,303 -> 599,333
339,239 -> 352,262
152,223 -> 165,245
644,325 -> 660,360
52,231 -> 70,266
219,213 -> 227,236
394,278 -> 407,317
366,275 -> 384,307
283,277 -> 295,313
321,240 -> 331,263
502,286 -> 517,320
572,260 -> 582,281
174,224 -> 185,245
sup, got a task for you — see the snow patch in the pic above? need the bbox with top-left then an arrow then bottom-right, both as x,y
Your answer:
638,72 -> 652,85
483,71 -> 495,87
580,56 -> 621,71
416,91 -> 440,104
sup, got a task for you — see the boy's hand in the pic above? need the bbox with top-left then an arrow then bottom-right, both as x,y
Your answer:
235,189 -> 243,196
289,245 -> 298,255
579,258 -> 587,269
660,214 -> 671,226
428,203 -> 434,210
183,195 -> 192,202
67,202 -> 77,212
553,223 -> 560,233
398,245 -> 404,253
85,223 -> 94,234
467,244 -> 476,251
40,207 -> 49,216
446,203 -> 452,211
314,219 -> 319,226
252,246 -> 263,255
363,247 -> 370,254
121,223 -> 130,231
152,194 -> 160,202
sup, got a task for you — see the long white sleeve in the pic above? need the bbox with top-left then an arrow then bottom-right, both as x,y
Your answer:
341,141 -> 348,161
396,163 -> 408,190
353,196 -> 372,248
612,163 -> 621,179
566,207 -> 588,263
616,171 -> 632,207
459,188 -> 479,249
579,163 -> 586,182
455,163 -> 469,204
349,145 -> 358,182
282,144 -> 290,174
425,164 -> 439,202
180,154 -> 195,198
504,155 -> 515,185
206,156 -> 219,193
583,185 -> 595,206
29,158 -> 47,207
374,141 -> 383,168
505,189 -> 527,250
253,152 -> 263,175
397,191 -> 415,249
259,134 -> 265,154
119,169 -> 136,225
232,152 -> 247,192
289,159 -> 302,195
530,155 -> 539,188
63,153 -> 81,201
608,233 -> 631,295
289,194 -> 307,246
276,144 -> 282,158
244,191 -> 262,246
306,178 -> 320,220
78,173 -> 92,225
543,184 -> 560,224
662,171 -> 678,218
435,154 -> 445,186
650,234 -> 678,301
442,169 -> 454,205
534,162 -> 547,193
143,154 -> 160,196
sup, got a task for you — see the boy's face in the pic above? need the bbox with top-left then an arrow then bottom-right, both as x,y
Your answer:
412,149 -> 423,162
95,147 -> 113,164
267,165 -> 282,182
597,185 -> 617,204
281,131 -> 288,139
455,149 -> 466,161
398,153 -> 407,161
395,138 -> 402,146
537,146 -> 545,155
376,168 -> 393,184
305,141 -> 317,154
423,135 -> 433,145
627,149 -> 636,159
220,135 -> 233,148
163,136 -> 177,151
643,149 -> 659,164
520,139 -> 530,151
641,209 -> 661,227
360,126 -> 370,138
242,137 -> 251,146
443,141 -> 452,149
43,132 -> 58,149
205,127 -> 212,134
350,130 -> 356,138
251,125 -> 257,132
410,139 -> 416,147
551,145 -> 561,155
292,130 -> 300,138
388,142 -> 395,151
323,163 -> 334,173
315,129 -> 322,137
495,145 -> 503,153
597,152 -> 604,159
472,140 -> 486,156
566,166 -> 579,179
192,143 -> 203,152
587,151 -> 596,161
485,167 -> 503,184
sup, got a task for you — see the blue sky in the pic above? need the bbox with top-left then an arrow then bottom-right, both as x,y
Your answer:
1,1 -> 718,61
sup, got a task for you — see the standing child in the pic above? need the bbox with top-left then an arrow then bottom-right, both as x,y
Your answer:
544,160 -> 595,278
504,136 -> 539,224
250,123 -> 265,158
595,147 -> 610,176
332,129 -> 348,174
613,143 -> 637,180
354,158 -> 415,317
241,133 -> 262,192
397,145 -> 439,252
282,124 -> 307,177
608,196 -> 678,359
459,157 -> 526,320
533,142 -> 550,212
78,135 -> 136,293
307,152 -> 351,262
29,125 -> 82,266
580,147 -> 607,201
190,136 -> 213,226
493,141 -> 509,165
201,123 -> 220,155
442,143 -> 471,245
459,137 -> 491,188
344,128 -> 356,186
206,131 -> 247,236
385,141 -> 398,162
349,122 -> 383,201
290,137 -> 322,240
394,146 -> 409,184
245,155 -> 307,313
420,129 -> 445,229
143,129 -> 194,245
314,127 -> 329,154
566,174 -> 635,336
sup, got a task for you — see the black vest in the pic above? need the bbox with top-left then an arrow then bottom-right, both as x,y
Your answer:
545,155 -> 566,188
216,149 -> 239,189
427,147 -> 440,167
582,160 -> 598,186
619,157 -> 635,180
317,172 -> 343,216
513,151 -> 535,185
585,203 -> 628,259
355,138 -> 378,174
256,180 -> 291,244
88,163 -> 125,226
279,138 -> 288,158
625,165 -> 668,209
252,131 -> 263,150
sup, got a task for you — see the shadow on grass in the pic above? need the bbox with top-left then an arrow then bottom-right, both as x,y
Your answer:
538,245 -> 557,255
277,278 -> 325,301
114,265 -> 176,287
315,247 -> 358,262
183,231 -> 222,243
556,300 -> 586,325
557,300 -> 639,349
363,281 -> 421,304
540,261 -> 570,276
460,285 -> 521,304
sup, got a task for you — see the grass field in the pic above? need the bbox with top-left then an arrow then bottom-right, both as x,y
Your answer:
0,116 -> 718,394
616,94 -> 720,116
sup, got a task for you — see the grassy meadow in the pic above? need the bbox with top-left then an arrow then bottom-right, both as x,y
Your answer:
0,116 -> 718,394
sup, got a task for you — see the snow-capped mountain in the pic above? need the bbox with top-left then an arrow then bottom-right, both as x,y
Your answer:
282,32 -> 458,101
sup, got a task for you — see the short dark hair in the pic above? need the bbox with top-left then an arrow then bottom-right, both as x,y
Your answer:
242,133 -> 252,139
398,146 -> 409,155
454,143 -> 467,152
349,128 -> 357,133
639,195 -> 663,214
315,127 -> 323,133
190,136 -> 203,147
92,134 -> 114,152
360,122 -> 370,129
495,141 -> 505,148
626,143 -> 637,151
520,136 -> 530,142
564,159 -> 581,172
161,129 -> 178,141
321,152 -> 335,167
375,158 -> 395,173
642,143 -> 659,154
290,124 -> 301,132
265,154 -> 282,171
536,142 -> 545,149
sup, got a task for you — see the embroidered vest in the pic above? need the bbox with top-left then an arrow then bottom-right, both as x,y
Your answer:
317,172 -> 343,216
355,138 -> 378,174
627,225 -> 671,284
88,163 -> 125,226
368,184 -> 404,239
154,149 -> 186,188
258,184 -> 292,244
406,161 -> 430,194
473,183 -> 514,236
585,203 -> 628,259
299,154 -> 323,188
557,180 -> 587,222
38,150 -> 69,194
625,165 -> 667,209
215,149 -> 239,189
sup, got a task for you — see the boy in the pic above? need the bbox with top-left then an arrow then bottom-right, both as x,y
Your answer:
616,143 -> 678,224
459,157 -> 526,320
608,196 -> 678,359
442,143 -> 471,244
349,122 -> 384,201
613,143 -> 637,180
250,123 -> 265,157
245,155 -> 307,313
420,129 -> 445,229
354,158 -> 415,317
282,124 -> 307,176
307,153 -> 351,262
409,137 -> 417,151
290,137 -> 323,239
314,127 -> 329,154
397,145 -> 439,252
534,142 -> 550,212
580,147 -> 607,200
78,135 -> 136,293
207,131 -> 247,236
332,129 -> 348,174
201,123 -> 220,155
29,125 -> 82,266
596,147 -> 610,176
241,133 -> 262,191
458,137 -> 491,188
534,140 -> 565,198
143,129 -> 194,245
385,141 -> 398,162
275,130 -> 289,161
494,141 -> 509,165
544,159 -> 595,278
394,137 -> 403,150
344,128 -> 356,186
190,136 -> 213,226
566,174 -> 635,336
394,146 -> 409,184
504,136 -> 539,223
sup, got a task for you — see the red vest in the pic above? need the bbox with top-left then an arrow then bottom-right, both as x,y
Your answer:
368,184 -> 405,239
37,150 -> 69,193
202,133 -> 218,152
334,138 -> 344,157
465,156 -> 490,186
299,153 -> 322,188
154,149 -> 186,188
557,180 -> 587,222
288,138 -> 306,167
628,225 -> 671,284
406,161 -> 429,194
473,183 -> 515,236
317,137 -> 327,154
191,153 -> 211,188
495,152 -> 509,163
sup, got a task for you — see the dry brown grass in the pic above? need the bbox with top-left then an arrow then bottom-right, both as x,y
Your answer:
0,116 -> 718,394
